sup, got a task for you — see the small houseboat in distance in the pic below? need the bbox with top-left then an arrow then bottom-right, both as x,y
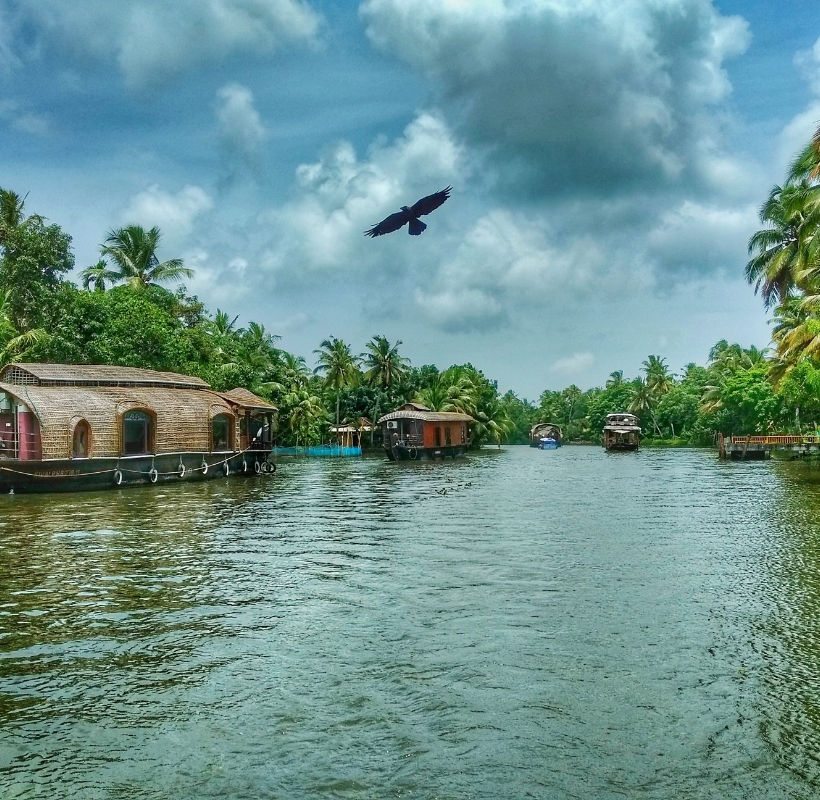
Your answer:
603,413 -> 641,451
530,422 -> 562,449
0,363 -> 277,493
378,402 -> 474,460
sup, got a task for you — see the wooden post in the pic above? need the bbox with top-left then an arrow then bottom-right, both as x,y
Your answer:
741,435 -> 750,461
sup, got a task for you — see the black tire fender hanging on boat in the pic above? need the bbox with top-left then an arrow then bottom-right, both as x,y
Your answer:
149,468 -> 158,484
223,461 -> 230,476
178,464 -> 186,478
254,460 -> 262,474
201,461 -> 208,475
114,470 -> 123,486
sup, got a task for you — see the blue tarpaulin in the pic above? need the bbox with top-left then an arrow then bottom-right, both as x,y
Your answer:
272,445 -> 362,457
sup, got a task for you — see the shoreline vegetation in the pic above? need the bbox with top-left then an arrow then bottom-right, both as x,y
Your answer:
2,127 -> 820,450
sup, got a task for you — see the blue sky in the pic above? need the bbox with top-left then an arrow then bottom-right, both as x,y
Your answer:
1,0 -> 819,399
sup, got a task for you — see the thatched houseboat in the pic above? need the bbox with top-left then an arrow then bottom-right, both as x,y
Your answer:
603,413 -> 641,451
530,422 -> 562,448
378,402 -> 473,460
0,363 -> 276,493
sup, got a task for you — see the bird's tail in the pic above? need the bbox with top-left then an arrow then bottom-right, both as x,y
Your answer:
408,218 -> 427,235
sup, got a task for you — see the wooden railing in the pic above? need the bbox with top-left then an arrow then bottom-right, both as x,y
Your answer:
728,435 -> 820,445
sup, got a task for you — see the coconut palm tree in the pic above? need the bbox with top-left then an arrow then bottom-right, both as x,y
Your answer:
473,397 -> 514,447
606,370 -> 624,388
788,124 -> 820,183
100,225 -> 193,289
314,337 -> 360,427
281,352 -> 310,388
628,378 -> 659,435
746,183 -> 819,308
362,336 -> 410,388
80,259 -> 119,292
283,388 -> 326,446
361,336 -> 410,444
643,355 -> 674,398
414,369 -> 478,415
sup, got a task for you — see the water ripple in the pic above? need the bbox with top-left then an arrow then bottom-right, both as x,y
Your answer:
1,448 -> 820,797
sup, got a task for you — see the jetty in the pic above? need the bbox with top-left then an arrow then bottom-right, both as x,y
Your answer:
719,433 -> 820,460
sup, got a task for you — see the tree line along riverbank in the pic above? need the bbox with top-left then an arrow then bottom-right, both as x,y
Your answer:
2,126 -> 820,447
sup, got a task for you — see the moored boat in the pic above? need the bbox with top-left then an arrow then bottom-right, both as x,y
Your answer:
602,413 -> 641,451
0,363 -> 277,493
530,422 -> 562,448
378,402 -> 473,460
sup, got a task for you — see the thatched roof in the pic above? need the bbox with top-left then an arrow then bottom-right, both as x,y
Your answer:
0,382 -> 236,459
531,422 -> 561,438
378,409 -> 474,424
403,402 -> 432,412
1,363 -> 208,389
220,388 -> 277,411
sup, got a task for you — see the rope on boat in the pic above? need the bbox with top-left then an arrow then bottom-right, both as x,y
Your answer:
0,446 -> 272,480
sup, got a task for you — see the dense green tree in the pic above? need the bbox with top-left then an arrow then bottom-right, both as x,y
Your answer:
0,189 -> 73,330
718,367 -> 781,435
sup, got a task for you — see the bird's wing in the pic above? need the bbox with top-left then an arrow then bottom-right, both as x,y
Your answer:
410,186 -> 451,217
364,210 -> 411,237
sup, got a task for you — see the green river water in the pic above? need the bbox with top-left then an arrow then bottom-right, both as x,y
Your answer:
2,446 -> 820,798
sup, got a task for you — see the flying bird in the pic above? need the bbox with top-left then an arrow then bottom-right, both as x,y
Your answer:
365,187 -> 451,238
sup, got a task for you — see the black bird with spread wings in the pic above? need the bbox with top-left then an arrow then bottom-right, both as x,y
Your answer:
365,187 -> 451,238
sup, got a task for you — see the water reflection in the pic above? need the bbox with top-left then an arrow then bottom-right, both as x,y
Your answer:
3,450 -> 820,797
751,459 -> 820,785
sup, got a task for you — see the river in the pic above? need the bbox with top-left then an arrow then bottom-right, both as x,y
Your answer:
2,446 -> 820,798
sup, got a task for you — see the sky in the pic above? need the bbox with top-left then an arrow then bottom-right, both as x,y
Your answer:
1,0 -> 819,400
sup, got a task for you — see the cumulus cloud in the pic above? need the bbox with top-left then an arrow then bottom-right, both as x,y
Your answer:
4,0 -> 321,88
122,185 -> 214,237
216,83 -> 269,178
360,0 -> 750,198
258,111 -> 464,278
644,200 -> 756,278
549,352 -> 595,376
415,210 -> 599,332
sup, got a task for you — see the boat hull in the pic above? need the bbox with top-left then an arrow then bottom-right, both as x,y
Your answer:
0,451 -> 274,494
604,443 -> 639,452
384,444 -> 469,461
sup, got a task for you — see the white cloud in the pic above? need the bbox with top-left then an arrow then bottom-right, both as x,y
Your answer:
645,200 -> 757,277
4,0 -> 321,89
122,185 -> 214,237
415,210 -> 599,332
0,100 -> 48,135
216,83 -> 268,168
549,352 -> 595,376
776,37 -> 820,174
360,0 -> 750,197
258,111 -> 464,277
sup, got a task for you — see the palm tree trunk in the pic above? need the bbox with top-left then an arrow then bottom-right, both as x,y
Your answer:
372,398 -> 379,448
336,393 -> 340,428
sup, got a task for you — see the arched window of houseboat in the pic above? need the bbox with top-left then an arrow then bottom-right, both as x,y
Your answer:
122,410 -> 153,455
72,420 -> 91,458
212,414 -> 233,452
